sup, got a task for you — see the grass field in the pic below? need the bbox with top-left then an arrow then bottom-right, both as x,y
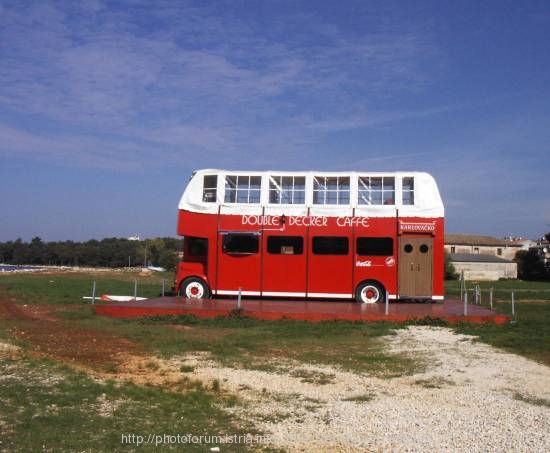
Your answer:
445,278 -> 550,365
1,271 -> 549,451
0,357 -> 252,452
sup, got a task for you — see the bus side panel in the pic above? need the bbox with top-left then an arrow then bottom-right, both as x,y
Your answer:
216,214 -> 262,295
177,210 -> 218,237
176,211 -> 218,291
261,224 -> 307,296
353,218 -> 398,299
307,218 -> 353,298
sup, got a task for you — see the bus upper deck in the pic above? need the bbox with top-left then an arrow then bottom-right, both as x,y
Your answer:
178,169 -> 443,218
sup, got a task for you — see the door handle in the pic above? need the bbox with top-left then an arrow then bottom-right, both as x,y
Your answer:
410,263 -> 414,271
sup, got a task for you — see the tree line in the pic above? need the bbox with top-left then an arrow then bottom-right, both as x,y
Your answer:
0,237 -> 182,270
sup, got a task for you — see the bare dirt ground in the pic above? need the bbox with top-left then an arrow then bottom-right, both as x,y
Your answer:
1,286 -> 549,452
0,285 -> 140,368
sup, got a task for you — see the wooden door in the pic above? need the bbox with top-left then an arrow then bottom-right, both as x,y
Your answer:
398,236 -> 433,298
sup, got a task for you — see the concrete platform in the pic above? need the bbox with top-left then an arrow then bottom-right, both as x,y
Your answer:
94,297 -> 509,325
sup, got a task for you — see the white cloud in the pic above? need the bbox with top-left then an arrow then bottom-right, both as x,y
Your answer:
0,0 -> 442,170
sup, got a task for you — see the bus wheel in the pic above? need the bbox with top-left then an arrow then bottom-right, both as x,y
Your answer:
180,278 -> 211,299
356,281 -> 385,304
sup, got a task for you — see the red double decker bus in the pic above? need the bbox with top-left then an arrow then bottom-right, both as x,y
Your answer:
175,169 -> 444,303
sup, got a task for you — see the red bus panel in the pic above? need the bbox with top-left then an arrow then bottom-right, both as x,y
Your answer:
262,230 -> 307,296
307,218 -> 353,298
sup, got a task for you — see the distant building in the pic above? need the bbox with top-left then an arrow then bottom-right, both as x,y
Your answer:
128,235 -> 141,241
449,253 -> 517,280
445,234 -> 520,280
445,234 -> 522,260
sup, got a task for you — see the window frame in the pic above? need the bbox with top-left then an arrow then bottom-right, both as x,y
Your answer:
268,176 -> 306,205
312,176 -> 350,205
224,175 -> 262,204
202,175 -> 218,203
402,176 -> 415,205
358,176 -> 395,206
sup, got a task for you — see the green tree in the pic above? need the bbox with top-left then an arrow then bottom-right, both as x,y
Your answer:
28,237 -> 45,264
0,236 -> 181,268
515,249 -> 547,281
444,250 -> 458,280
12,239 -> 31,264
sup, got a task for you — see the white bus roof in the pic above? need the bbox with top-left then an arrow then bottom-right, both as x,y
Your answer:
179,169 -> 444,218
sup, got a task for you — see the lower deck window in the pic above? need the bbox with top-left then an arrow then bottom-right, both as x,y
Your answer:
312,236 -> 349,255
223,233 -> 259,254
184,237 -> 208,260
267,236 -> 303,255
356,237 -> 393,256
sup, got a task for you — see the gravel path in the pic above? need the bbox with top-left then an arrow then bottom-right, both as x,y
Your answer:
181,326 -> 550,452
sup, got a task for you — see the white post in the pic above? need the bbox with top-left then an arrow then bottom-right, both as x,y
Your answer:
460,271 -> 464,301
237,287 -> 242,309
490,287 -> 493,310
511,291 -> 515,319
464,291 -> 468,317
162,279 -> 165,297
91,280 -> 96,304
134,279 -> 138,301
385,290 -> 389,316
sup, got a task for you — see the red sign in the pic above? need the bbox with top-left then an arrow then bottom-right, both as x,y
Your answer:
399,221 -> 435,234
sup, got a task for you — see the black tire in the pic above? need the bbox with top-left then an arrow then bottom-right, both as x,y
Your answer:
356,280 -> 385,304
179,277 -> 211,299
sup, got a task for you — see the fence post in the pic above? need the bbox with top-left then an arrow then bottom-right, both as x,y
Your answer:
385,290 -> 389,316
511,291 -> 516,320
134,279 -> 138,301
489,287 -> 493,310
91,280 -> 96,304
237,287 -> 242,310
460,271 -> 465,302
161,278 -> 165,297
463,291 -> 468,317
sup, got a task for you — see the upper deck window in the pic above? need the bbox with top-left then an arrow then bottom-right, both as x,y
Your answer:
224,175 -> 261,204
402,177 -> 414,205
202,175 -> 218,202
313,176 -> 350,205
269,176 -> 306,204
358,177 -> 395,205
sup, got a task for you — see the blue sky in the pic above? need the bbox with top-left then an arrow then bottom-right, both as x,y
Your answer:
1,0 -> 549,242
